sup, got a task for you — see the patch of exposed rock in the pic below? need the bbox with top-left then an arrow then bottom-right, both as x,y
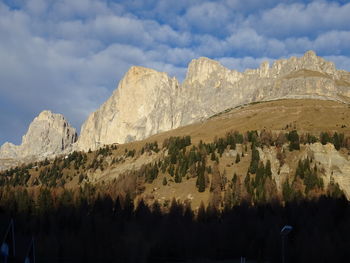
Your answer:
307,143 -> 350,199
0,110 -> 77,161
258,146 -> 288,193
89,150 -> 161,183
257,143 -> 350,198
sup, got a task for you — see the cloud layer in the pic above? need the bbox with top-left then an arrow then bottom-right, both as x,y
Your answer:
1,0 -> 350,144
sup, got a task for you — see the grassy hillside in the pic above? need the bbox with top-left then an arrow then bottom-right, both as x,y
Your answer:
1,99 -> 350,211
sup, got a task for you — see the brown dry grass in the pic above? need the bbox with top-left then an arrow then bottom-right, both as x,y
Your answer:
13,99 -> 350,208
116,99 -> 350,207
121,99 -> 350,150
283,69 -> 331,79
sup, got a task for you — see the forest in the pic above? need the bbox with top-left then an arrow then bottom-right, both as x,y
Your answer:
1,129 -> 350,262
0,193 -> 350,262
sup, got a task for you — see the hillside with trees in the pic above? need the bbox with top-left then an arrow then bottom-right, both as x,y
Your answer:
1,99 -> 350,262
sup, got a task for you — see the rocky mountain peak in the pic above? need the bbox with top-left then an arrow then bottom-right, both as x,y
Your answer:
304,49 -> 317,58
270,50 -> 337,77
74,50 -> 350,152
187,57 -> 223,73
75,65 -> 180,151
184,57 -> 243,91
0,110 -> 77,160
127,65 -> 158,77
35,110 -> 65,122
2,51 -> 350,162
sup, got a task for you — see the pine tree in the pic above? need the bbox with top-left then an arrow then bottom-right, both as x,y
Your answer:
320,132 -> 330,145
197,201 -> 206,222
265,160 -> 272,178
254,162 -> 265,189
168,164 -> 175,177
249,144 -> 260,174
211,152 -> 216,161
37,188 -> 54,214
295,159 -> 304,179
196,171 -> 206,192
244,174 -> 251,195
235,153 -> 241,163
232,173 -> 238,184
288,130 -> 300,151
282,179 -> 294,202
175,169 -> 182,183
333,132 -> 341,150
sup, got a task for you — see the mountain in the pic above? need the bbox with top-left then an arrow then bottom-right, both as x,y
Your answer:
0,110 -> 77,163
2,99 -> 350,209
1,52 -> 350,263
76,50 -> 350,151
1,50 -> 350,164
85,99 -> 350,205
76,66 -> 181,151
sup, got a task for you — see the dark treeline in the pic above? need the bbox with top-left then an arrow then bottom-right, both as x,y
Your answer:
1,194 -> 350,263
1,130 -> 350,262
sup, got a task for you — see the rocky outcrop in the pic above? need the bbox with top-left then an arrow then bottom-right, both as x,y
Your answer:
2,51 -> 350,158
178,50 -> 350,126
307,143 -> 350,199
258,146 -> 287,193
76,66 -> 181,151
77,51 -> 350,151
0,110 -> 77,160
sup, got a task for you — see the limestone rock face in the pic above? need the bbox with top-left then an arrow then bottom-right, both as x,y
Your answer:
0,110 -> 77,160
307,143 -> 350,199
179,51 -> 350,127
178,57 -> 244,125
76,51 -> 350,151
76,66 -> 180,151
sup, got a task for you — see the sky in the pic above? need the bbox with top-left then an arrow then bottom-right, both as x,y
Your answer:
1,0 -> 350,145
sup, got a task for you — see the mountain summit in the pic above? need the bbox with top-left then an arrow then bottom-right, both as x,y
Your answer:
0,110 -> 77,161
76,50 -> 350,151
1,51 -> 350,161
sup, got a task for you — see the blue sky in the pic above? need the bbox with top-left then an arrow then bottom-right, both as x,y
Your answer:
1,0 -> 350,145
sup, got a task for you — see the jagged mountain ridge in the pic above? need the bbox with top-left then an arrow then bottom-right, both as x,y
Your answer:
76,50 -> 350,151
1,50 -> 350,164
2,99 -> 350,208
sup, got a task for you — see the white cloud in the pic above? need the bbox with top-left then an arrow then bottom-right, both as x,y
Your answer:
314,30 -> 350,55
249,1 -> 350,38
183,2 -> 232,34
25,0 -> 48,16
50,0 -> 110,19
325,55 -> 350,72
1,0 -> 350,145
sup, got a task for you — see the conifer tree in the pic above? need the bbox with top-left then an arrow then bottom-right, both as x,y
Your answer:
211,152 -> 216,161
320,132 -> 330,145
235,153 -> 241,163
249,143 -> 260,174
196,171 -> 206,192
37,188 -> 54,215
282,179 -> 294,202
175,169 -> 182,183
288,130 -> 300,151
168,164 -> 175,177
333,132 -> 341,150
265,160 -> 272,178
232,173 -> 238,184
